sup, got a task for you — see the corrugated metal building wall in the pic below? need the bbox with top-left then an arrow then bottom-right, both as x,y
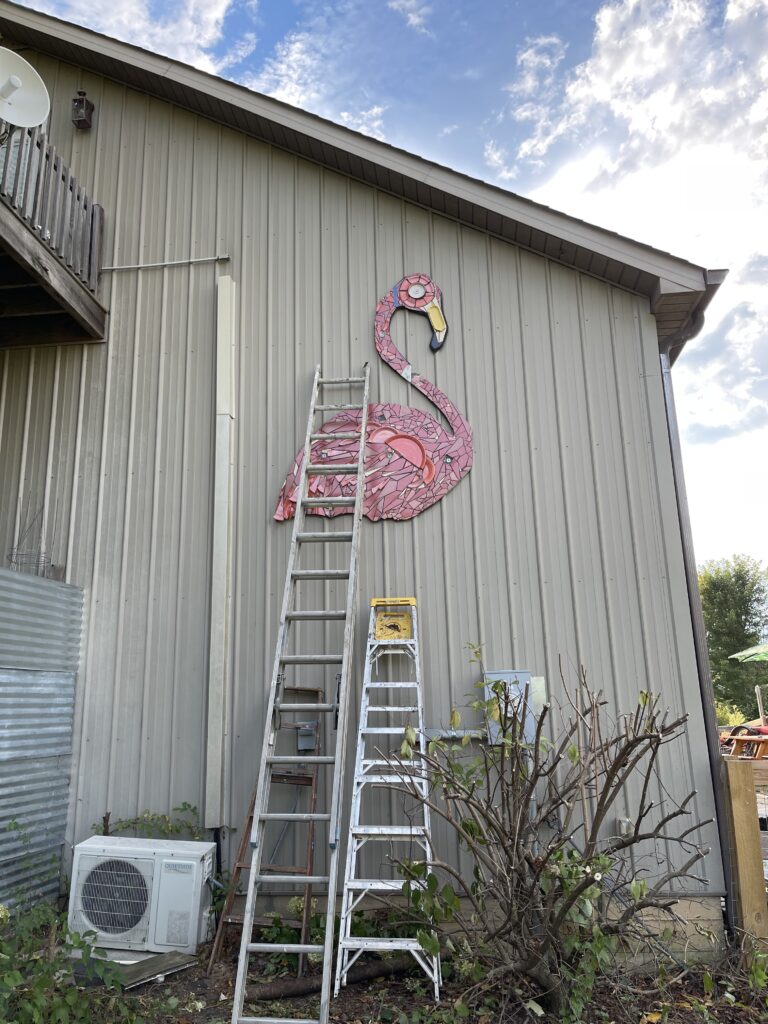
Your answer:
0,569 -> 83,900
0,51 -> 723,896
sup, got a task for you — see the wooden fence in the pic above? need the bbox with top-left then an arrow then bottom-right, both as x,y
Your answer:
0,121 -> 102,292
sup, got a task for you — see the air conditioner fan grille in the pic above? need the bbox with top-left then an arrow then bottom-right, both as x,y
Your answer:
80,858 -> 149,934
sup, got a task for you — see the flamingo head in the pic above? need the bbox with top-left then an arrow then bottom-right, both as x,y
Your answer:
394,273 -> 447,352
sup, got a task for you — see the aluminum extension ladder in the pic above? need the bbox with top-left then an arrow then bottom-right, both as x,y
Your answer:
208,689 -> 323,975
231,364 -> 370,1024
334,598 -> 441,1000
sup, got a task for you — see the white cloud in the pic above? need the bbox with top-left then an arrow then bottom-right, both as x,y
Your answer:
243,31 -> 325,109
439,124 -> 459,137
508,35 -> 567,100
510,0 -> 768,174
27,0 -> 249,74
483,140 -> 517,181
387,0 -> 432,34
339,105 -> 388,140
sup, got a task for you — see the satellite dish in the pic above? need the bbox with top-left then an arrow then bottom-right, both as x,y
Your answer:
0,47 -> 50,130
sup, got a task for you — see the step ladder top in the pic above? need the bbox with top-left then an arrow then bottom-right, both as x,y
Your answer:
371,597 -> 417,607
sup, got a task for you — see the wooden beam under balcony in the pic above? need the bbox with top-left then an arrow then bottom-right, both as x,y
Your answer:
0,202 -> 107,346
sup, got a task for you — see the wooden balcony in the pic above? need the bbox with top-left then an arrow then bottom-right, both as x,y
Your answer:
0,121 -> 107,346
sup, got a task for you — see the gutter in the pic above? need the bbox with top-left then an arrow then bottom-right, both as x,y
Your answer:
657,269 -> 735,934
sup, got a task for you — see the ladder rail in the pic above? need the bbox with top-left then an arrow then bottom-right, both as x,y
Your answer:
318,366 -> 370,1024
328,368 -> 370,846
249,366 -> 322,849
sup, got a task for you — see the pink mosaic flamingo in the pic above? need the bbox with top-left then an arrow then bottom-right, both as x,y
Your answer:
274,272 -> 473,522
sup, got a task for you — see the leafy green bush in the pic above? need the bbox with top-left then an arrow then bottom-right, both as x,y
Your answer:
0,898 -> 137,1024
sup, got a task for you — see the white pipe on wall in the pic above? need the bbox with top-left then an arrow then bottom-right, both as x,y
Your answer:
205,275 -> 236,829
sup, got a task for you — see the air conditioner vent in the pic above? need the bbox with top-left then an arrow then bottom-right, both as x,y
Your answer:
80,858 -> 150,934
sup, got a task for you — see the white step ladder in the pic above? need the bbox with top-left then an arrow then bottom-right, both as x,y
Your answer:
231,365 -> 370,1024
334,598 -> 441,1000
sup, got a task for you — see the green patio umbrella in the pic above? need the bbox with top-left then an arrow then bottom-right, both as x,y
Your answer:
728,642 -> 768,662
728,643 -> 768,725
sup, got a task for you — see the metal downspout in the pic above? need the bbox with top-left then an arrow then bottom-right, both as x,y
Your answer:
658,308 -> 735,935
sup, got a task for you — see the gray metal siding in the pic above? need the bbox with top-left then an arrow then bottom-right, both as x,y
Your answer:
0,55 -> 723,894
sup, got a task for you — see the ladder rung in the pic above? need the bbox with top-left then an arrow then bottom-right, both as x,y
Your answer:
291,570 -> 350,582
276,703 -> 335,712
339,936 -> 424,951
255,875 -> 329,885
319,376 -> 366,384
286,609 -> 346,620
345,879 -> 405,891
315,403 -> 363,411
302,497 -> 356,507
310,432 -> 359,441
307,464 -> 358,474
260,813 -> 331,822
247,942 -> 324,954
366,681 -> 418,688
269,755 -> 335,764
357,774 -> 427,784
351,825 -> 427,836
238,1015 -> 320,1024
281,654 -> 343,664
362,727 -> 409,734
366,705 -> 418,712
297,532 -> 353,542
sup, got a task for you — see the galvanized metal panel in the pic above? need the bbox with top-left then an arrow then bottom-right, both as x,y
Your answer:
0,569 -> 83,671
0,669 -> 76,902
0,52 -> 724,900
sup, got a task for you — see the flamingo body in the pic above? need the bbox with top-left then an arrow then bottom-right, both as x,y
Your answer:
274,274 -> 473,522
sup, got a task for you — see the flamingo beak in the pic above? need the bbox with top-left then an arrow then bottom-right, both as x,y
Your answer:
426,299 -> 447,351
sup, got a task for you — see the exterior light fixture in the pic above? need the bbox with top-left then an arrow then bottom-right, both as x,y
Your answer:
71,90 -> 94,130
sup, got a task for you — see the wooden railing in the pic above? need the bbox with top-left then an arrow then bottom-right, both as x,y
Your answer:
0,121 -> 103,292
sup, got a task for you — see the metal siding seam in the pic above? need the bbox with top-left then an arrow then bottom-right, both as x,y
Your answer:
12,349 -> 35,555
135,102 -> 172,813
72,82 -> 130,845
548,264 -> 613,687
168,115 -> 217,817
106,92 -> 153,819
40,348 -> 61,564
545,262 -> 586,680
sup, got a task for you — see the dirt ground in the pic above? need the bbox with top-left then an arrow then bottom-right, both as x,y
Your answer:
114,941 -> 767,1024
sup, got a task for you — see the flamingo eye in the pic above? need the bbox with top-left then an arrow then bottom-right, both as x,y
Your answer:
407,283 -> 426,299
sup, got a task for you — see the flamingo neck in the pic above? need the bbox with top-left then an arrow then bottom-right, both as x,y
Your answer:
373,291 -> 471,441
374,289 -> 411,378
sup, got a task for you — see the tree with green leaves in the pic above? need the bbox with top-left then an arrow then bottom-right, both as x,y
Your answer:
698,555 -> 768,717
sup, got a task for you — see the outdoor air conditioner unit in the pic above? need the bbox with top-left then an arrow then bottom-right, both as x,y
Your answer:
68,836 -> 216,953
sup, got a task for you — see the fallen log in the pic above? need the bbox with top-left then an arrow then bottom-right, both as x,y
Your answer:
246,955 -> 415,1000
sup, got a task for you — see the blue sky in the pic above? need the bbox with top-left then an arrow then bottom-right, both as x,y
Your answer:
28,0 -> 768,567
